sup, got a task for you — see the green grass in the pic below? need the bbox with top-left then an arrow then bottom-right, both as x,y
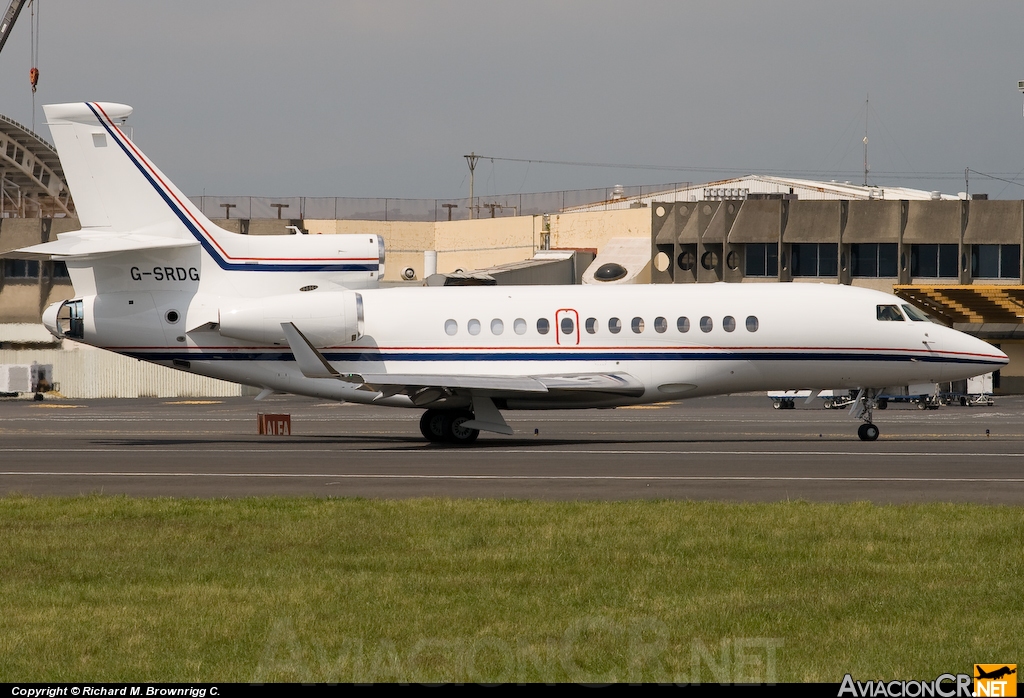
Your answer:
0,497 -> 1021,682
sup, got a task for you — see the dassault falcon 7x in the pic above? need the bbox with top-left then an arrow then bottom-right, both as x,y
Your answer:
17,102 -> 1008,443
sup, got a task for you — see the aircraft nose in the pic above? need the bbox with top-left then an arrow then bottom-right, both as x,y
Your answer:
963,332 -> 1008,370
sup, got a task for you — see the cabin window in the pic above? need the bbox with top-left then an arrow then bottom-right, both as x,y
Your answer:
745,243 -> 778,277
444,319 -> 458,335
631,317 -> 645,333
468,319 -> 481,335
560,317 -> 575,335
902,304 -> 930,322
654,316 -> 667,333
745,315 -> 759,332
722,316 -> 736,332
514,318 -> 527,335
700,316 -> 713,332
585,317 -> 598,334
677,316 -> 690,333
911,244 -> 958,278
851,243 -> 898,277
791,243 -> 838,277
609,317 -> 622,334
876,305 -> 905,321
491,318 -> 504,335
972,244 -> 1020,279
536,318 -> 550,334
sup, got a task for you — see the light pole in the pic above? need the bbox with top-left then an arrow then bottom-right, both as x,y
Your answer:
464,152 -> 479,219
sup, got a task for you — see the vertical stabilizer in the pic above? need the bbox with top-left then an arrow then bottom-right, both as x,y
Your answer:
44,102 -> 208,238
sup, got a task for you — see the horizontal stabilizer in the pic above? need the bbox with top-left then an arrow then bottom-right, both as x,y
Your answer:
14,231 -> 198,259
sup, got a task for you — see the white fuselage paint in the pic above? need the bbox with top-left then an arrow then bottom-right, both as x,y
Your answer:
72,280 -> 1007,410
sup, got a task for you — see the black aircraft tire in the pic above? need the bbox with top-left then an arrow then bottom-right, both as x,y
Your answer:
419,409 -> 448,443
857,423 -> 880,441
445,411 -> 480,445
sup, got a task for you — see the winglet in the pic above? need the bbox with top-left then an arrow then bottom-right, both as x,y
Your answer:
280,322 -> 340,379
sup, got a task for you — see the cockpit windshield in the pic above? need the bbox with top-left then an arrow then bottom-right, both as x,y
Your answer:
901,304 -> 931,322
876,304 -> 905,321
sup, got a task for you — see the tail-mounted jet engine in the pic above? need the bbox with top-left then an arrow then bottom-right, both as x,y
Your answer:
219,291 -> 363,347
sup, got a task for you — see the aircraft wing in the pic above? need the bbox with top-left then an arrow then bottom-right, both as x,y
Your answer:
281,321 -> 644,399
13,231 -> 198,259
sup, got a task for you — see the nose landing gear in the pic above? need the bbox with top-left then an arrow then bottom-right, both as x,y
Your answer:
857,423 -> 880,441
851,388 -> 881,441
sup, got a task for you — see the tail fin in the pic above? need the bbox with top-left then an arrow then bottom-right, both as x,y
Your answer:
44,102 -> 206,237
26,102 -> 384,292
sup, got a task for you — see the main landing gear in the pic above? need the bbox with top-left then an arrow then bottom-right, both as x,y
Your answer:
419,408 -> 480,445
851,388 -> 880,441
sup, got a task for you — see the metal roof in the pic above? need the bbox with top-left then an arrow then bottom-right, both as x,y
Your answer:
894,285 -> 1024,325
565,174 -> 960,212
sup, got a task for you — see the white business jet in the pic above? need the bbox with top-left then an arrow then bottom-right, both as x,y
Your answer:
17,103 -> 1008,443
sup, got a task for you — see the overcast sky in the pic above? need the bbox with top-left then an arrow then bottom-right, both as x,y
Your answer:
2,1 -> 1024,199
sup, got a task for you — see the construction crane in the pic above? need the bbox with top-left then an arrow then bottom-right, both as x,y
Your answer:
0,0 -> 29,56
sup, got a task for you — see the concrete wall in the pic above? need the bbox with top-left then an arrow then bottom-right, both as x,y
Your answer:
550,208 -> 650,251
309,217 -> 538,282
998,342 -> 1024,393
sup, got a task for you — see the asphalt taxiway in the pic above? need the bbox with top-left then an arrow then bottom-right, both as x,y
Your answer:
1,394 -> 1022,503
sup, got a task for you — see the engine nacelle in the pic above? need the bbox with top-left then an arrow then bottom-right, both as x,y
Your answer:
219,291 -> 363,347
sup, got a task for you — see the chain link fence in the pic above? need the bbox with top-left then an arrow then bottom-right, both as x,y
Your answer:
188,183 -> 688,222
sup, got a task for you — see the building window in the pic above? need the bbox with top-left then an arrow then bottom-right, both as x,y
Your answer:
745,243 -> 778,277
911,244 -> 958,278
851,243 -> 898,277
677,246 -> 696,272
3,259 -> 39,279
972,244 -> 1020,279
50,261 -> 71,279
791,243 -> 838,277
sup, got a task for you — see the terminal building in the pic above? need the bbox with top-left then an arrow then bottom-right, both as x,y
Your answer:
2,144 -> 1024,394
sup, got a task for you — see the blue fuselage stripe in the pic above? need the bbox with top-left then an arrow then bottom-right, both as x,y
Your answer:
123,348 -> 1001,367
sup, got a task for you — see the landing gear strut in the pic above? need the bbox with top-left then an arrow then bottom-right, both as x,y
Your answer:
418,408 -> 480,445
851,388 -> 880,441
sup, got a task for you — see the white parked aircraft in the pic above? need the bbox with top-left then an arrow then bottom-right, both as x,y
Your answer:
18,102 -> 1009,443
